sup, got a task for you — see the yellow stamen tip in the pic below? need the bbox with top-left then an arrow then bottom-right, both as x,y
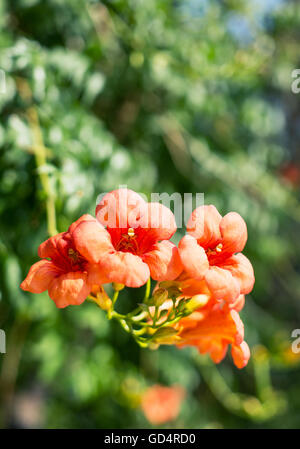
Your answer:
128,227 -> 135,237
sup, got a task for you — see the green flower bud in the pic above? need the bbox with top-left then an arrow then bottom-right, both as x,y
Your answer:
168,286 -> 182,300
153,288 -> 168,306
95,291 -> 112,311
151,326 -> 178,343
113,283 -> 125,291
185,294 -> 209,312
159,281 -> 179,289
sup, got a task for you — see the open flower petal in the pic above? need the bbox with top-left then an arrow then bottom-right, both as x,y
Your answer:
187,205 -> 222,248
231,341 -> 250,369
86,263 -> 111,285
143,240 -> 183,281
230,309 -> 244,344
99,251 -> 150,287
20,260 -> 62,293
179,307 -> 240,343
38,232 -> 66,259
96,188 -> 146,230
48,271 -> 90,308
141,203 -> 177,241
178,235 -> 209,280
72,219 -> 113,263
204,266 -> 240,302
177,304 -> 246,365
220,212 -> 247,254
221,253 -> 255,295
208,342 -> 228,364
68,214 -> 95,234
226,294 -> 245,312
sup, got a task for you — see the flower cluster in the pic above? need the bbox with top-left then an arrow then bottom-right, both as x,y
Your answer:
21,188 -> 254,368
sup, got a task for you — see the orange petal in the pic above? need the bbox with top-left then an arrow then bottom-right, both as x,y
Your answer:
72,219 -> 113,263
20,260 -> 61,293
99,251 -> 150,287
48,272 -> 90,308
231,341 -> 250,369
179,307 -> 240,343
38,232 -> 66,259
86,263 -> 111,285
178,235 -> 209,280
204,266 -> 240,302
143,240 -> 183,281
221,253 -> 255,295
140,203 -> 177,241
208,341 -> 228,364
187,205 -> 222,248
226,294 -> 245,312
230,309 -> 244,344
220,212 -> 247,254
177,309 -> 208,330
177,304 -> 247,367
96,188 -> 146,229
68,214 -> 95,234
180,279 -> 211,298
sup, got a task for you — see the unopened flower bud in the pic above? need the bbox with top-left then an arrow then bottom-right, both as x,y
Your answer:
159,281 -> 179,290
185,294 -> 209,312
95,291 -> 112,311
153,288 -> 168,306
168,286 -> 182,300
151,326 -> 178,343
112,283 -> 125,292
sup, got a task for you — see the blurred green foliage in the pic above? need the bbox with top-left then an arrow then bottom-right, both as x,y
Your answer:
1,0 -> 300,429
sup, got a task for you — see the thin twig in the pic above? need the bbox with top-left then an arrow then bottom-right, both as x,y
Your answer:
16,78 -> 57,237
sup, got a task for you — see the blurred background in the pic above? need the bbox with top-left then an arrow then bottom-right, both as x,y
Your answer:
1,0 -> 300,429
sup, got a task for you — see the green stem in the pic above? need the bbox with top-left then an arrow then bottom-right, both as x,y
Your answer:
108,290 -> 119,319
194,352 -> 284,422
16,78 -> 57,237
112,290 -> 119,307
130,311 -> 147,322
152,307 -> 159,326
144,278 -> 151,302
132,328 -> 147,336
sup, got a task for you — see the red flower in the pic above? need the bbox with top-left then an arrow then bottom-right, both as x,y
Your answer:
20,215 -> 109,308
177,271 -> 246,313
176,300 -> 250,368
178,205 -> 254,303
141,385 -> 185,425
160,271 -> 250,368
77,188 -> 183,287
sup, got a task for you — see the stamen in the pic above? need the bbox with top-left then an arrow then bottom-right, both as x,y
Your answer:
68,248 -> 80,262
68,248 -> 76,257
206,243 -> 223,256
215,243 -> 223,253
115,228 -> 139,254
128,227 -> 135,238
